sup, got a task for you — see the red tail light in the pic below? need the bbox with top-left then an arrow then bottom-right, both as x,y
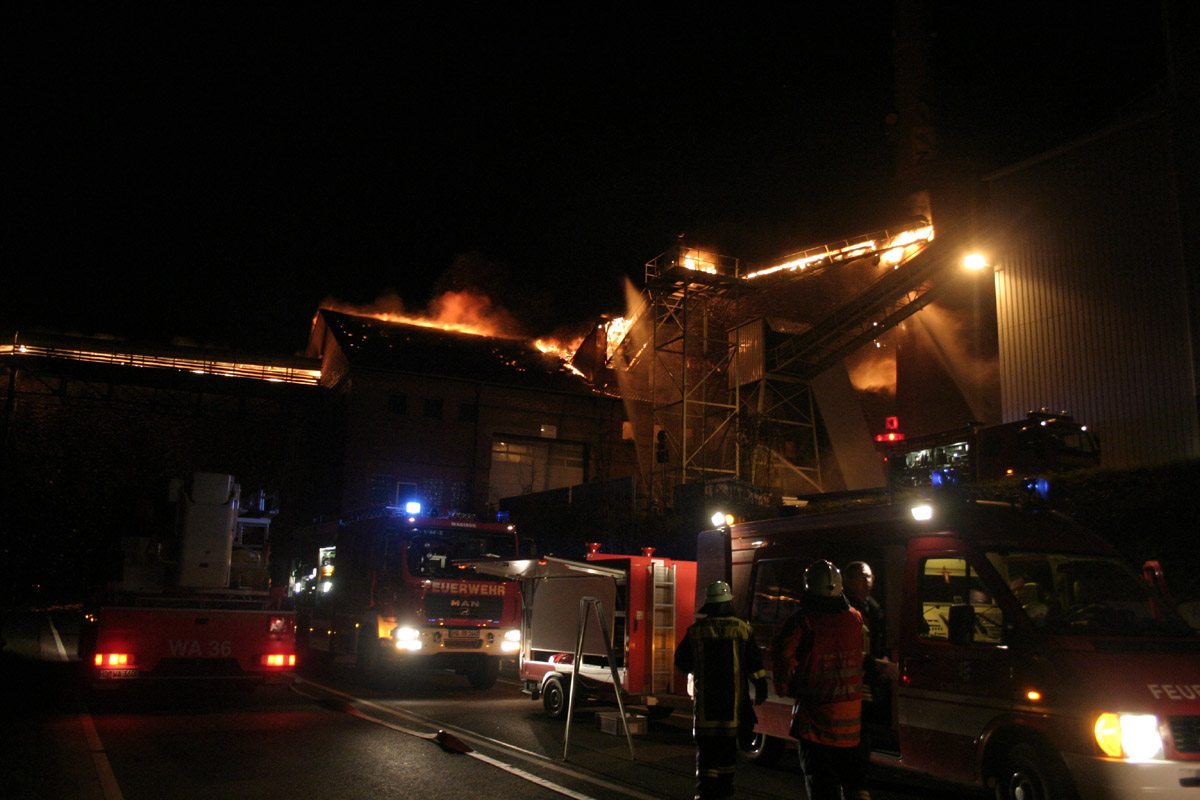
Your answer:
261,654 -> 295,667
94,653 -> 133,667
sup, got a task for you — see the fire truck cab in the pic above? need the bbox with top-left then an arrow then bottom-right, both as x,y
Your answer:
698,480 -> 1200,800
292,504 -> 525,689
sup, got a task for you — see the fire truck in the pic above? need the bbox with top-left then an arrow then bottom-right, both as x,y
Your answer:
80,472 -> 296,689
470,544 -> 697,719
698,476 -> 1200,800
291,503 -> 525,689
881,410 -> 1100,486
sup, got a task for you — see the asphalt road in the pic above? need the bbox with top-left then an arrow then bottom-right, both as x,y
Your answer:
0,609 -> 982,800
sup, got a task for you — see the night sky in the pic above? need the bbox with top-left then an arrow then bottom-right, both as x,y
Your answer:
8,3 -> 1178,355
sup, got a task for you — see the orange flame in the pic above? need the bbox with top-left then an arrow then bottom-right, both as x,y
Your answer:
320,290 -> 588,365
320,289 -> 524,339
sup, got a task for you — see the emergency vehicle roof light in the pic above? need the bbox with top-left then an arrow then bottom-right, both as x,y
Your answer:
1021,477 -> 1052,502
930,468 -> 961,490
404,500 -> 422,515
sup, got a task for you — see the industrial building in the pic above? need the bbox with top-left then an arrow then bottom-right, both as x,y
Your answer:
303,308 -> 637,518
984,109 -> 1199,468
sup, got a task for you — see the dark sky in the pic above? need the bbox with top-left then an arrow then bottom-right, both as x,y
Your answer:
7,3 -> 1177,355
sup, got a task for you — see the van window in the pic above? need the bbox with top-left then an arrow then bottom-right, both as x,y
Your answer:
918,557 -> 1004,644
986,551 -> 1196,639
750,558 -> 807,625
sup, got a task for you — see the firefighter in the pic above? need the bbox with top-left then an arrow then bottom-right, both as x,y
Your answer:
774,560 -> 866,800
843,561 -> 897,800
674,580 -> 768,800
843,561 -> 897,716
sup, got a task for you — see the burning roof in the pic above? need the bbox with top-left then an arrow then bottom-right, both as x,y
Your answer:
311,309 -> 597,394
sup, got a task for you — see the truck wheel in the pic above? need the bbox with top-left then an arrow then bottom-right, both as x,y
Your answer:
738,731 -> 785,766
467,656 -> 500,689
994,742 -> 1074,800
542,675 -> 568,719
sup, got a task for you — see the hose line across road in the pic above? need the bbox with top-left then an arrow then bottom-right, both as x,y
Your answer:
291,676 -> 662,800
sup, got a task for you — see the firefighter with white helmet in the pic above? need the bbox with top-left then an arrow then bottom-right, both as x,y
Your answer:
774,560 -> 868,800
805,559 -> 843,596
675,580 -> 768,799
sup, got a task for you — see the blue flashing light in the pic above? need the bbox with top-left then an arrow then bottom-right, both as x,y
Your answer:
496,511 -> 510,523
931,468 -> 961,490
404,500 -> 422,515
1021,477 -> 1052,502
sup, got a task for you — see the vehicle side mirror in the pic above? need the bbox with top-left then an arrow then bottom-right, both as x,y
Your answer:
948,604 -> 976,646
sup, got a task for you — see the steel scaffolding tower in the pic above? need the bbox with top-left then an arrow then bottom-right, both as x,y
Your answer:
642,243 -> 745,509
618,223 -> 939,511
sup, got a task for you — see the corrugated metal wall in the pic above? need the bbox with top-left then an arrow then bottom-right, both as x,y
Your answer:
987,113 -> 1198,468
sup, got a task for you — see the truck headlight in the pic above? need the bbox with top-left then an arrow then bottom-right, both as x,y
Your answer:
501,629 -> 521,652
392,626 -> 423,651
1094,713 -> 1163,761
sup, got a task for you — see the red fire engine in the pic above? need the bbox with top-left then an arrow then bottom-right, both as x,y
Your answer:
80,472 -> 296,689
698,476 -> 1200,800
292,503 -> 525,689
879,410 -> 1101,486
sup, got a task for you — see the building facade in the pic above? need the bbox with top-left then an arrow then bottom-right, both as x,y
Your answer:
985,111 -> 1199,468
304,309 -> 637,518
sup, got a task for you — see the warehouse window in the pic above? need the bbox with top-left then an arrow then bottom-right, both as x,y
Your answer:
488,436 -> 585,504
423,397 -> 443,420
369,475 -> 417,506
387,393 -> 407,415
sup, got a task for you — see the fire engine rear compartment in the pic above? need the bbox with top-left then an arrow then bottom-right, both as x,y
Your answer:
468,551 -> 697,718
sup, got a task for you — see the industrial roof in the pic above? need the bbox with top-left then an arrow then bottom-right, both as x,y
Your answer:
316,309 -> 597,394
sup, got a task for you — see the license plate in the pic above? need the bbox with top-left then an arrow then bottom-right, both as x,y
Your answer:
448,629 -> 479,639
98,669 -> 139,680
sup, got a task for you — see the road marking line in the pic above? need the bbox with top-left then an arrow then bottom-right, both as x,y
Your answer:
45,612 -> 69,662
48,612 -> 124,800
294,678 -> 661,800
79,712 -> 125,800
467,750 -> 599,800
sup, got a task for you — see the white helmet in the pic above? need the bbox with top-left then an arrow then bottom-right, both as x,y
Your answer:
804,560 -> 843,597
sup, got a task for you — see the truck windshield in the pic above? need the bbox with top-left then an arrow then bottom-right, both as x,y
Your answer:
405,529 -> 517,578
988,551 -> 1195,638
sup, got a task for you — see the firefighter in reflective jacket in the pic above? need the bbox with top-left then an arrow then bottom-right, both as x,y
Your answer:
774,560 -> 867,800
675,581 -> 768,800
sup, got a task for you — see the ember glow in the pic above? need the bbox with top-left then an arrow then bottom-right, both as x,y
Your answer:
744,224 -> 934,280
680,248 -> 719,275
321,290 -> 589,367
604,316 -> 632,363
321,290 -> 522,339
533,335 -> 590,376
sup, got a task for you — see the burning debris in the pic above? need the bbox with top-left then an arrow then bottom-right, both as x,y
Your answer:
319,289 -> 587,369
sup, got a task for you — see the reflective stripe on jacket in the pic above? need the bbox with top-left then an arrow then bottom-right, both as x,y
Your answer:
674,615 -> 767,735
777,605 -> 863,747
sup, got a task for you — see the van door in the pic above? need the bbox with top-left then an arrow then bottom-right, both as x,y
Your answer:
897,549 -> 1013,784
746,554 -> 811,741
